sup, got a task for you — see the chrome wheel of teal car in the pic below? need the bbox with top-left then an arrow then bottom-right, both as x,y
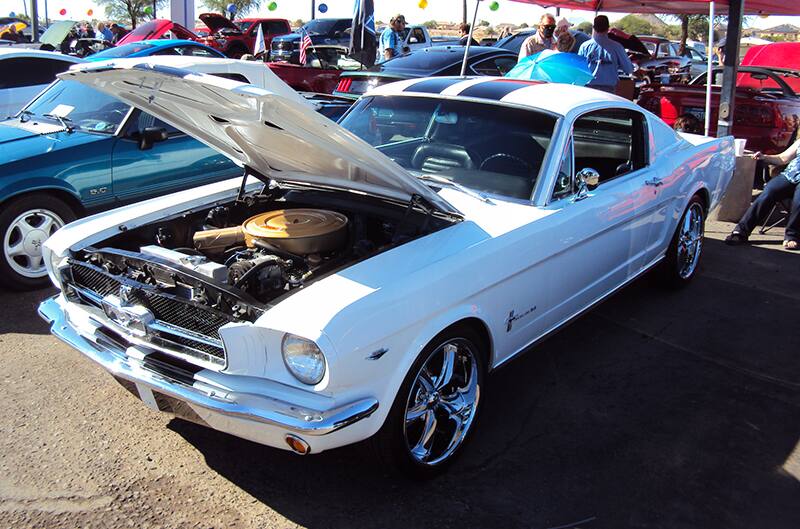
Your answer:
3,209 -> 65,278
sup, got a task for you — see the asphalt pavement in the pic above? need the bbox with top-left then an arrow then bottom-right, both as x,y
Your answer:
0,219 -> 798,529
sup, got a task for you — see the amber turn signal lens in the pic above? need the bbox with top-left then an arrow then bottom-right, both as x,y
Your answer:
285,434 -> 310,455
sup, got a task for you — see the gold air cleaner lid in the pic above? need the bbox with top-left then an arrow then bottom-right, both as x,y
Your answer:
242,209 -> 348,254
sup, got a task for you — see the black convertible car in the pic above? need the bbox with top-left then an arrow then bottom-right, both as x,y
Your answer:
332,46 -> 518,100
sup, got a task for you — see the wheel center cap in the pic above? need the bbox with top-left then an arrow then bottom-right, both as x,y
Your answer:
426,392 -> 440,407
22,229 -> 47,256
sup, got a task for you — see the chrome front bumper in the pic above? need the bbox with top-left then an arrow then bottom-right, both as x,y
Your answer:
38,296 -> 378,439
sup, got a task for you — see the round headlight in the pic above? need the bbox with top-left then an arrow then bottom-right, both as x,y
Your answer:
282,334 -> 326,385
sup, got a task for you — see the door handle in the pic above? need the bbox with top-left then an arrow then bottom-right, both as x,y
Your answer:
645,178 -> 663,187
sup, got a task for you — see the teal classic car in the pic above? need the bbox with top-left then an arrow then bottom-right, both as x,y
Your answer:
0,56 -> 314,290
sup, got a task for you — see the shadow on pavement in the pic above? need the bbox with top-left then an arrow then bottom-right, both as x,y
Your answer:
171,238 -> 800,529
0,287 -> 56,335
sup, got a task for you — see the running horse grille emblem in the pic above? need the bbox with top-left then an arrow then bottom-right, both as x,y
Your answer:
100,289 -> 154,338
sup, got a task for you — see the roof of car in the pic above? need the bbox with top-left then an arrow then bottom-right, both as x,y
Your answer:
0,48 -> 85,62
134,39 -> 209,47
379,46 -> 514,75
368,76 -> 630,117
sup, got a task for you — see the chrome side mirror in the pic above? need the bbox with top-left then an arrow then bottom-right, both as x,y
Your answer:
573,168 -> 599,202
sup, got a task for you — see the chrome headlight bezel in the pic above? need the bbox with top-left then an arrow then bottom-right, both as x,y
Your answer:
44,246 -> 66,289
281,333 -> 326,385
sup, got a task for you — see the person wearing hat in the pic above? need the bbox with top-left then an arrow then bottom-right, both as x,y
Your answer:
555,17 -> 589,53
380,14 -> 407,62
578,15 -> 633,93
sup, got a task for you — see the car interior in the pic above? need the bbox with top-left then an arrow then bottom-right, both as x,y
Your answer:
343,98 -> 557,200
553,108 -> 649,200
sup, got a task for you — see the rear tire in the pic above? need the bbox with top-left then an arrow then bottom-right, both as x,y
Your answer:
370,325 -> 486,479
0,194 -> 75,291
658,194 -> 705,288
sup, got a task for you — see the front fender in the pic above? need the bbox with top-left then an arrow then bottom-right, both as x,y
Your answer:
0,178 -> 82,206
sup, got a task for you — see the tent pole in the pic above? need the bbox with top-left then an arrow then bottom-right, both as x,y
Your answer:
704,1 -> 714,136
30,0 -> 39,43
717,0 -> 744,138
460,0 -> 482,77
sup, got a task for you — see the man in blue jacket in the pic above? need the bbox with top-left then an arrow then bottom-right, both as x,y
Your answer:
578,15 -> 633,94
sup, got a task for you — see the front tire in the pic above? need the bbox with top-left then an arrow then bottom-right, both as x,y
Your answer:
658,194 -> 705,288
371,326 -> 486,479
0,195 -> 75,291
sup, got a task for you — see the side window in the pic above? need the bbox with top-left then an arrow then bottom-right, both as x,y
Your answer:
657,42 -> 671,57
0,57 -> 73,89
572,108 -> 648,184
410,28 -> 425,43
210,73 -> 251,83
185,46 -> 218,57
471,57 -> 516,76
552,138 -> 574,201
134,111 -> 181,136
153,46 -> 180,55
266,21 -> 288,35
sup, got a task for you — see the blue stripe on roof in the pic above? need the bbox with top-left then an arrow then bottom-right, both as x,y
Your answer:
402,77 -> 466,94
457,79 -> 536,101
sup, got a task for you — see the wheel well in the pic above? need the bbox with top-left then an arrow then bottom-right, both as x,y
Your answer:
694,188 -> 710,214
4,189 -> 84,217
447,317 -> 493,371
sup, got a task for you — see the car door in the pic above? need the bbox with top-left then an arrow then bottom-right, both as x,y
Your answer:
110,109 -> 240,204
533,108 -> 655,332
0,56 -> 76,118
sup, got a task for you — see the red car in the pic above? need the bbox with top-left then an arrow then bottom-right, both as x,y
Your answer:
266,46 -> 368,94
116,19 -> 196,46
195,13 -> 290,58
639,63 -> 800,154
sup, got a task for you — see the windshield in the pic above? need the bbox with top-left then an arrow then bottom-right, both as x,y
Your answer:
23,80 -> 129,133
302,19 -> 338,35
339,96 -> 557,200
237,21 -> 253,32
91,42 -> 156,58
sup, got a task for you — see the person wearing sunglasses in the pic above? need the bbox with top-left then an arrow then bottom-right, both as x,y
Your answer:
519,13 -> 557,60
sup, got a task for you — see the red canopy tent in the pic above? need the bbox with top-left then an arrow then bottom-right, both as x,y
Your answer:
507,0 -> 798,16
500,0 -> 800,137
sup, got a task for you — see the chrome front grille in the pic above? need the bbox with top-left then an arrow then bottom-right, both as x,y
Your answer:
272,40 -> 294,51
66,261 -> 230,367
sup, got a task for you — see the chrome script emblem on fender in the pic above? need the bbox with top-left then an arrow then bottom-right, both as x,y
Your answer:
100,293 -> 154,337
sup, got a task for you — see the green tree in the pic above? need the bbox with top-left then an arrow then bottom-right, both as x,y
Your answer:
203,0 -> 262,17
292,19 -> 304,28
478,19 -> 490,27
612,14 -> 654,36
97,0 -> 168,28
423,20 -> 438,29
519,22 -> 529,29
576,21 -> 593,34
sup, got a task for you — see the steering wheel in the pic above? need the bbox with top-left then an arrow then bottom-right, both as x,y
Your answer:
479,153 -> 533,176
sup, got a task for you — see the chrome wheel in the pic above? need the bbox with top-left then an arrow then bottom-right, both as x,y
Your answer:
403,338 -> 480,466
3,209 -> 64,278
676,202 -> 704,279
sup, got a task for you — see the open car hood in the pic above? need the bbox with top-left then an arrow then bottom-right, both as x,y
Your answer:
609,29 -> 650,56
40,20 -> 76,47
199,13 -> 242,34
117,20 -> 196,46
59,61 -> 460,216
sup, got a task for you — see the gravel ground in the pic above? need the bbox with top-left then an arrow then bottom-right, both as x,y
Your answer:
0,219 -> 798,529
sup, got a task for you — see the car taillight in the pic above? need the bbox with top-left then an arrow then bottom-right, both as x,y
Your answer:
733,104 -> 777,127
336,78 -> 352,93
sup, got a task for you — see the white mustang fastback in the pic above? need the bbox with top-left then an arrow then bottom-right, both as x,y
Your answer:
39,60 -> 734,476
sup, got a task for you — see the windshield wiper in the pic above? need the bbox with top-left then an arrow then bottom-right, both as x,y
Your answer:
417,174 -> 494,204
42,113 -> 74,133
17,109 -> 34,122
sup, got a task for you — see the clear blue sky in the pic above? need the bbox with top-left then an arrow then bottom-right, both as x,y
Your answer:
6,0 -> 799,29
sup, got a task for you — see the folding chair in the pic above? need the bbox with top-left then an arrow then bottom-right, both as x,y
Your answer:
758,198 -> 792,234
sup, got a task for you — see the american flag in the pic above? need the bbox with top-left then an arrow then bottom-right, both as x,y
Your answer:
299,29 -> 313,65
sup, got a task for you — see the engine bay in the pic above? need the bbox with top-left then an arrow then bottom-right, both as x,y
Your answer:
65,186 -> 455,320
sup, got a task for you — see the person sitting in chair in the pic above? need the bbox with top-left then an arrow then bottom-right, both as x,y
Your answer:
725,137 -> 800,250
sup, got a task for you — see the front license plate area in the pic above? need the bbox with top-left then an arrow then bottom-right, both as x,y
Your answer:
112,376 -> 208,426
